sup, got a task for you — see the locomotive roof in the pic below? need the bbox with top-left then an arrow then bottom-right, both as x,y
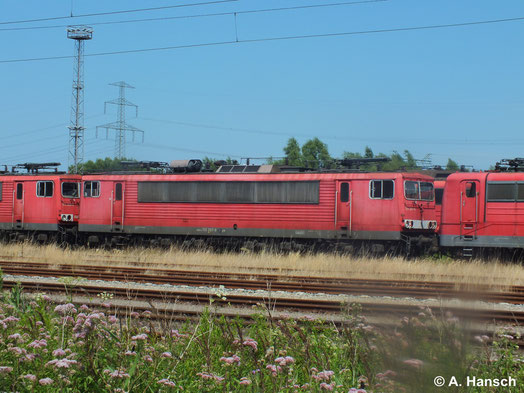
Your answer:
81,171 -> 435,181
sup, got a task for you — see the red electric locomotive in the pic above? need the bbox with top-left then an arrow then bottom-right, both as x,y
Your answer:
78,166 -> 437,254
440,171 -> 524,254
0,169 -> 81,242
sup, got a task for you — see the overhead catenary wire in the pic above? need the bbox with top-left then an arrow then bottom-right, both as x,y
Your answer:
0,0 -> 388,32
0,0 -> 237,26
1,15 -> 523,64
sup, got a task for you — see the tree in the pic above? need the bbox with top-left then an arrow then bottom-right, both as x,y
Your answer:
301,137 -> 332,169
446,158 -> 459,171
69,157 -> 133,174
283,138 -> 302,166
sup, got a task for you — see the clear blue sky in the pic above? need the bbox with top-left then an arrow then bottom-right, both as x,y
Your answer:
0,0 -> 523,170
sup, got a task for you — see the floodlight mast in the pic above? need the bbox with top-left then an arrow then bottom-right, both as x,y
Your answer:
67,25 -> 93,173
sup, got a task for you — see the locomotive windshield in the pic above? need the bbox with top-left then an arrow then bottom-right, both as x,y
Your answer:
404,181 -> 434,201
62,182 -> 80,198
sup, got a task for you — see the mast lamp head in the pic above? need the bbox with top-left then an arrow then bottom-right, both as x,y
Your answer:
67,26 -> 93,40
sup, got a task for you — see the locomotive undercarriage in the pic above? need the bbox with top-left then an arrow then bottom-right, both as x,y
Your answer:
77,231 -> 434,257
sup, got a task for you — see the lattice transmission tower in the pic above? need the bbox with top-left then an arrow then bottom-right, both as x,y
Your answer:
97,81 -> 144,159
67,25 -> 93,173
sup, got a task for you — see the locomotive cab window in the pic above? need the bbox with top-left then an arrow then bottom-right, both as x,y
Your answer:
36,181 -> 53,197
370,180 -> 394,199
404,181 -> 434,201
435,188 -> 444,205
62,182 -> 79,198
465,182 -> 476,198
16,184 -> 23,200
115,183 -> 123,201
84,181 -> 100,198
340,183 -> 349,203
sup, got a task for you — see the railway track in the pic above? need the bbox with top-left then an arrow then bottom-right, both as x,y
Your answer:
1,260 -> 524,326
0,260 -> 523,305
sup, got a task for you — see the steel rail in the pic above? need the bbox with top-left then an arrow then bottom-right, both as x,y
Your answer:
0,260 -> 523,305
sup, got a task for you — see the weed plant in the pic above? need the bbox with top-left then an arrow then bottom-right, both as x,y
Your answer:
0,287 -> 522,392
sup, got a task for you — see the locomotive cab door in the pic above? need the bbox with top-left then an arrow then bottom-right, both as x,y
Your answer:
460,180 -> 479,238
13,182 -> 24,229
111,182 -> 124,232
336,181 -> 352,237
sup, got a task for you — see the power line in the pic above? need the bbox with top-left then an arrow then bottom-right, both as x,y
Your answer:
0,0 -> 237,26
142,116 -> 524,146
0,0 -> 387,32
1,15 -> 523,64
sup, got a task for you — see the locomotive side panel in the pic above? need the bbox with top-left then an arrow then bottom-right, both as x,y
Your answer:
111,177 -> 336,239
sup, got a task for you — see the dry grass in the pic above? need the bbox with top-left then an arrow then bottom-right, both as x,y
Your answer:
1,242 -> 524,287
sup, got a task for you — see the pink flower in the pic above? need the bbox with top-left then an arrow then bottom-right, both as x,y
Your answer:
125,351 -> 136,356
130,312 -> 140,318
39,378 -> 54,385
275,356 -> 295,366
52,348 -> 66,357
8,347 -> 25,356
161,352 -> 172,358
313,370 -> 335,381
28,339 -> 47,349
0,366 -> 13,374
157,379 -> 176,387
220,354 -> 240,365
239,377 -> 252,385
320,382 -> 335,391
104,369 -> 130,379
8,333 -> 22,341
54,303 -> 77,315
46,358 -> 77,369
403,359 -> 423,369
243,338 -> 258,351
22,374 -> 37,381
131,333 -> 148,341
143,355 -> 153,363
108,316 -> 118,324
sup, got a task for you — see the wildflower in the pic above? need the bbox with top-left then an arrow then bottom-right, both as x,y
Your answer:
142,310 -> 152,317
243,338 -> 258,351
266,364 -> 282,376
313,370 -> 335,381
348,389 -> 368,393
39,378 -> 54,385
46,358 -> 78,369
130,311 -> 140,318
36,321 -> 44,326
0,366 -> 13,374
104,369 -> 130,379
108,316 -> 118,324
320,382 -> 335,391
28,339 -> 47,349
275,356 -> 295,366
125,351 -> 137,356
403,359 -> 423,369
8,333 -> 22,341
79,304 -> 90,311
8,347 -> 25,356
143,355 -> 153,363
220,354 -> 241,365
131,333 -> 148,341
161,351 -> 173,358
22,374 -> 37,381
54,303 -> 77,315
157,379 -> 176,387
239,377 -> 252,385
52,348 -> 66,357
